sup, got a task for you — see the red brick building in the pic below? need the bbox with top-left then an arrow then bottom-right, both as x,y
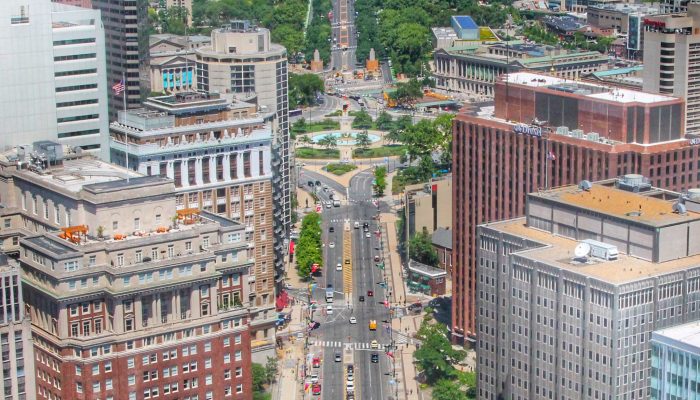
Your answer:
452,71 -> 700,343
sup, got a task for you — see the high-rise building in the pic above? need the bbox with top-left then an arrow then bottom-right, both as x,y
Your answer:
452,71 -> 700,342
651,320 -> 700,399
643,4 -> 700,135
0,0 -> 109,157
195,21 -> 291,275
91,0 -> 149,120
0,147 -> 256,399
52,0 -> 93,8
477,178 -> 700,400
109,91 -> 278,357
0,254 -> 36,400
149,34 -> 211,94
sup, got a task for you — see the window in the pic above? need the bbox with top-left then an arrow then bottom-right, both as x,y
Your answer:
117,253 -> 124,266
168,245 -> 174,258
200,285 -> 210,297
151,248 -> 158,261
112,221 -> 118,230
76,382 -> 83,393
135,251 -> 142,263
95,319 -> 102,334
185,241 -> 192,251
105,378 -> 113,390
203,237 -> 210,248
75,365 -> 82,375
134,217 -> 140,230
92,364 -> 99,375
88,255 -> 96,267
65,261 -> 79,272
127,358 -> 135,368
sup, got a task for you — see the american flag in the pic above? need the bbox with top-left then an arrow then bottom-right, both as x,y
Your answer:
112,80 -> 125,95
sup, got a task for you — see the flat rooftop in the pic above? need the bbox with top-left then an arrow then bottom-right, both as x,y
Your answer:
409,260 -> 447,277
487,218 -> 700,284
17,158 -> 143,194
533,183 -> 700,227
504,72 -> 678,104
654,321 -> 700,349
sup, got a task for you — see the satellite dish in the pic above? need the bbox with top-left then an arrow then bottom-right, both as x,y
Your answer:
574,242 -> 591,258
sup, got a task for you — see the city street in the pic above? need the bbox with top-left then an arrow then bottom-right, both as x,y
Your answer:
301,168 -> 395,400
330,0 -> 357,71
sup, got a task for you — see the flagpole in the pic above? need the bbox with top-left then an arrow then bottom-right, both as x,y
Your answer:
122,71 -> 130,183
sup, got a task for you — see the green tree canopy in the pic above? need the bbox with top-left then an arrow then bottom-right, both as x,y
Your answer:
355,131 -> 371,149
390,79 -> 423,108
409,227 -> 439,267
252,363 -> 266,392
375,111 -> 394,131
414,319 -> 466,384
296,212 -> 323,278
351,109 -> 373,129
317,135 -> 338,150
289,74 -> 325,109
433,379 -> 469,400
374,166 -> 387,197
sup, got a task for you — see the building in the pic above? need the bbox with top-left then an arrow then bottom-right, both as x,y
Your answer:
587,4 -> 658,35
0,148 -> 257,399
0,0 -> 109,157
432,27 -> 459,50
476,178 -> 700,400
52,0 -> 93,7
451,71 -> 700,343
407,260 -> 447,297
585,66 -> 644,89
451,16 -> 479,40
195,20 -> 291,273
543,15 -> 587,37
403,175 -> 452,237
433,41 -> 608,97
91,0 -> 149,120
660,0 -> 688,13
432,228 -> 453,275
643,4 -> 700,136
0,255 -> 36,400
164,0 -> 192,26
109,91 -> 279,357
651,321 -> 700,399
149,34 -> 211,94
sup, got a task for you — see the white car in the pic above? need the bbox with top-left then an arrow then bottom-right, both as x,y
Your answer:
347,374 -> 354,382
329,242 -> 335,249
349,316 -> 357,324
310,374 -> 319,384
326,305 -> 333,314
336,263 -> 342,271
365,232 -> 371,238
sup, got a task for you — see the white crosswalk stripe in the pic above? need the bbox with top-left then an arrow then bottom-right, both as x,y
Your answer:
309,340 -> 381,350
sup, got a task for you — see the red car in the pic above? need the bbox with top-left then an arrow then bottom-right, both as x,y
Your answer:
312,357 -> 321,368
367,290 -> 374,297
312,384 -> 321,395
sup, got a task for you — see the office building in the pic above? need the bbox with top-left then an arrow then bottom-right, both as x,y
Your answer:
434,41 -> 607,97
0,147 -> 256,399
109,92 -> 278,358
195,20 -> 291,273
643,4 -> 700,135
0,0 -> 109,157
404,175 -> 452,237
91,0 -> 149,120
587,4 -> 658,35
651,320 -> 700,399
149,34 -> 210,94
477,178 -> 700,400
452,71 -> 700,342
52,0 -> 93,7
0,255 -> 36,400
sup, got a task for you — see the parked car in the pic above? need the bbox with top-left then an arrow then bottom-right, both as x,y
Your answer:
367,290 -> 374,297
312,384 -> 321,395
371,353 -> 379,363
359,295 -> 365,302
312,357 -> 321,368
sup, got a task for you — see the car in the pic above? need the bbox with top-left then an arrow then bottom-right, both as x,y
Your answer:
310,373 -> 319,383
312,357 -> 321,368
347,373 -> 354,382
371,340 -> 379,349
365,232 -> 371,238
374,255 -> 380,262
363,222 -> 369,229
329,226 -> 335,233
309,321 -> 321,330
371,353 -> 379,363
336,263 -> 342,271
328,242 -> 335,249
308,181 -> 314,187
346,382 -> 355,393
367,290 -> 374,297
344,259 -> 350,265
349,316 -> 357,324
312,383 -> 321,395
359,295 -> 365,302
335,352 -> 342,362
354,221 -> 360,229
347,365 -> 354,373
315,180 -> 322,186
326,305 -> 333,314
325,202 -> 332,209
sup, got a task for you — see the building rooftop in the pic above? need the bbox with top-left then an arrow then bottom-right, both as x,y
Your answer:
653,321 -> 700,350
504,72 -> 678,104
588,3 -> 659,14
409,260 -> 447,278
432,228 -> 452,249
590,66 -> 643,78
532,181 -> 700,227
432,27 -> 458,38
83,175 -> 170,195
544,15 -> 586,32
452,16 -> 478,30
486,218 -> 700,285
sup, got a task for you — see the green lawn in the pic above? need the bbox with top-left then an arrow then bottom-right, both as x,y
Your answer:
296,147 -> 340,159
325,163 -> 357,176
353,145 -> 406,159
292,119 -> 340,135
325,110 -> 343,117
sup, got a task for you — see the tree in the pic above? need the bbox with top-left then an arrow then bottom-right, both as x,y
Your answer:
298,134 -> 313,146
375,111 -> 394,131
395,115 -> 413,131
414,319 -> 466,384
409,227 -> 439,267
433,380 -> 469,400
292,117 -> 307,134
289,73 -> 325,109
264,356 -> 278,385
390,79 -> 423,108
351,109 -> 373,129
355,131 -> 371,149
252,363 -> 266,392
374,166 -> 387,197
296,212 -> 323,278
317,135 -> 338,150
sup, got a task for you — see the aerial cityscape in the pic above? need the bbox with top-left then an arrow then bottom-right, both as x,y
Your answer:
2,0 -> 700,399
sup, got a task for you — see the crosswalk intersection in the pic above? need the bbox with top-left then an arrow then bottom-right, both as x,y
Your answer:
309,340 -> 384,351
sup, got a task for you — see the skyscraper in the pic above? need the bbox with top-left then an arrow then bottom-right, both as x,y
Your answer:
91,0 -> 150,120
452,71 -> 700,342
195,21 -> 291,276
0,0 -> 109,157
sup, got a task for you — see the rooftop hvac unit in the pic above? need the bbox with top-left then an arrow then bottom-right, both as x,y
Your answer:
586,132 -> 600,141
581,239 -> 619,261
570,129 -> 584,138
616,174 -> 652,192
673,202 -> 687,214
556,126 -> 569,135
579,180 -> 592,191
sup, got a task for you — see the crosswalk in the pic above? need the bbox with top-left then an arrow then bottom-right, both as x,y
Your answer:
310,340 -> 384,351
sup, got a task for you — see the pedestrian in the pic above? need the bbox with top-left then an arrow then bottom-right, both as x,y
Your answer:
410,389 -> 413,395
